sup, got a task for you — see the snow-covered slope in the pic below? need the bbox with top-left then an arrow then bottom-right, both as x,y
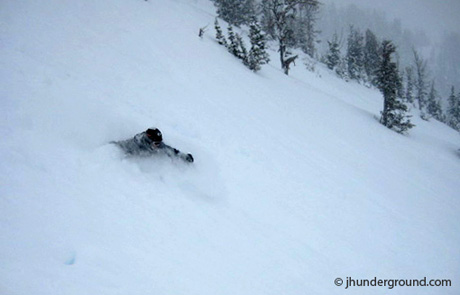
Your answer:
1,0 -> 459,294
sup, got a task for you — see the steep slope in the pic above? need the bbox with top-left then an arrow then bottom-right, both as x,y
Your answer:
1,0 -> 459,294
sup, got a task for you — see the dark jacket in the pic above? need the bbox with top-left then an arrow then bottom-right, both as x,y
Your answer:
114,132 -> 193,162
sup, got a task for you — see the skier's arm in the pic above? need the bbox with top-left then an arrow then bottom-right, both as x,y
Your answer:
163,144 -> 194,163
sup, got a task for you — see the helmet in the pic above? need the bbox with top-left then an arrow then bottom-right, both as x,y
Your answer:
146,128 -> 163,142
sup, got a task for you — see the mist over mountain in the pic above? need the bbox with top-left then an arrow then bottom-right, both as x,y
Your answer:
317,1 -> 460,98
320,0 -> 460,42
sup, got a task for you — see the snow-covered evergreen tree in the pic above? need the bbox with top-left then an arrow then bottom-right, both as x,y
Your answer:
426,81 -> 444,122
363,29 -> 380,86
248,18 -> 270,72
377,40 -> 414,133
215,19 -> 265,72
235,33 -> 248,62
227,24 -> 239,57
296,4 -> 321,58
413,49 -> 428,112
405,66 -> 415,104
434,32 -> 460,98
212,0 -> 255,27
397,68 -> 406,100
447,86 -> 460,131
260,0 -> 319,75
336,56 -> 349,81
214,18 -> 227,47
325,33 -> 341,71
346,26 -> 365,82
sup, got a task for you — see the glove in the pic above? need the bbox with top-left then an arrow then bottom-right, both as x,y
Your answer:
185,153 -> 194,163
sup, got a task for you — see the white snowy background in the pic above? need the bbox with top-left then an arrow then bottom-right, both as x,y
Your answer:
1,0 -> 459,294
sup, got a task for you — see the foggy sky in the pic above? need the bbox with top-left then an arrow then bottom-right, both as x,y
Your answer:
321,0 -> 460,42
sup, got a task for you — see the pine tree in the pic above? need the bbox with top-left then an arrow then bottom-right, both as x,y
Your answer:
248,18 -> 270,72
325,33 -> 341,71
223,26 -> 249,67
260,0 -> 319,75
346,26 -> 365,82
426,81 -> 444,122
404,66 -> 415,104
447,86 -> 460,131
413,49 -> 428,111
397,68 -> 406,100
227,24 -> 239,57
335,57 -> 349,81
297,4 -> 321,57
235,33 -> 248,62
212,0 -> 255,27
214,18 -> 227,47
377,40 -> 414,133
363,29 -> 380,86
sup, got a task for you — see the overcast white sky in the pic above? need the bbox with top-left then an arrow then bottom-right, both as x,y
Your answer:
321,0 -> 460,42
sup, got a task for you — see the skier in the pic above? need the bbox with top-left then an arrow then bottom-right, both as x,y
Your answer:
114,127 -> 194,163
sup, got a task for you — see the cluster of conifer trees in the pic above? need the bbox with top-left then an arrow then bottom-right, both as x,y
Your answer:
210,0 -> 460,133
323,25 -> 460,132
214,18 -> 270,72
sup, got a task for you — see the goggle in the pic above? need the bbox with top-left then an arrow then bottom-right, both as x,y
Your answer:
147,133 -> 162,144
